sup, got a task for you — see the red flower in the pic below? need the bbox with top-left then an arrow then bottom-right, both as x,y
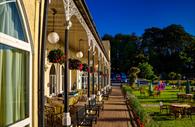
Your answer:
79,64 -> 83,71
87,67 -> 90,73
140,123 -> 144,127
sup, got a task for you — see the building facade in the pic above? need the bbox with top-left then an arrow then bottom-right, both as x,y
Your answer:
0,0 -> 110,127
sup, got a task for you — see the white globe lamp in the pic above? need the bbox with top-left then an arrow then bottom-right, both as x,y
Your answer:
48,32 -> 60,44
48,9 -> 59,44
76,51 -> 83,58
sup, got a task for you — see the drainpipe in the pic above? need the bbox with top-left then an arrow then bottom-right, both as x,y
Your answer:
38,0 -> 49,127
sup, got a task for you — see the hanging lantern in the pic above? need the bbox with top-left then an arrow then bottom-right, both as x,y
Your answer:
76,51 -> 83,58
48,32 -> 60,44
47,8 -> 60,44
76,39 -> 84,58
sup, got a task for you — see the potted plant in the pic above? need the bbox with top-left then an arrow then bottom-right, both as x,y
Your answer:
69,58 -> 82,70
87,66 -> 96,73
47,49 -> 65,64
82,63 -> 88,72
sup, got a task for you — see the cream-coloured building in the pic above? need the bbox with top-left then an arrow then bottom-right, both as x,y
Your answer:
0,0 -> 110,127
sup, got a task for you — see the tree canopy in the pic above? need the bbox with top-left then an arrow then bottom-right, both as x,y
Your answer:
103,24 -> 195,80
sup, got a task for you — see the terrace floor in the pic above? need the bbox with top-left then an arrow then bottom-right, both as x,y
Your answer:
93,86 -> 132,127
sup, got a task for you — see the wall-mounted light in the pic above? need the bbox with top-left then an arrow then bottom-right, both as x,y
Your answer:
47,8 -> 60,44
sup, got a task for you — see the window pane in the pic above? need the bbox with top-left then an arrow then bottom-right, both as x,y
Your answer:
0,0 -> 27,41
0,43 -> 29,126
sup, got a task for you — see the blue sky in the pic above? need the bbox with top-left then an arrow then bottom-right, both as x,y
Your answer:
85,0 -> 195,37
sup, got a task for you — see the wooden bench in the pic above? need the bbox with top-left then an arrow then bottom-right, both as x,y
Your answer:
86,99 -> 101,117
76,107 -> 97,127
106,87 -> 112,95
102,91 -> 109,100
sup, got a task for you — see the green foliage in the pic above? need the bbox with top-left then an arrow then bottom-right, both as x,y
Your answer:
47,49 -> 65,64
82,63 -> 88,72
138,62 -> 157,80
168,72 -> 176,80
104,24 -> 195,76
102,33 -> 140,73
129,67 -> 140,85
130,67 -> 141,74
69,59 -> 82,70
175,73 -> 182,80
122,85 -> 133,95
133,86 -> 195,127
122,85 -> 157,126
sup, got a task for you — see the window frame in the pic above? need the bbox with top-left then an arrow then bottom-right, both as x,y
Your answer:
0,0 -> 32,127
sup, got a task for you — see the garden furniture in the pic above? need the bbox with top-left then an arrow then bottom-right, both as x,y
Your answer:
170,104 -> 191,118
102,91 -> 109,100
85,99 -> 101,117
76,107 -> 95,127
159,102 -> 169,113
177,93 -> 186,100
179,86 -> 184,91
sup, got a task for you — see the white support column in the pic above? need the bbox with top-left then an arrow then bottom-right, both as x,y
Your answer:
62,0 -> 71,126
91,50 -> 96,100
96,50 -> 102,101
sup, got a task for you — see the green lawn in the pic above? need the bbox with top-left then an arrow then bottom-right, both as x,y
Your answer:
133,86 -> 195,127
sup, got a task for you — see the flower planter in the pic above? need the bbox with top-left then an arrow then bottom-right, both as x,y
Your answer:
82,63 -> 88,72
47,49 -> 65,64
69,58 -> 82,70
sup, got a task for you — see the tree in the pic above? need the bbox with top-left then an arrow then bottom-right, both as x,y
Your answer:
103,24 -> 195,78
138,62 -> 156,80
141,24 -> 194,75
168,72 -> 176,84
176,73 -> 182,86
103,33 -> 140,73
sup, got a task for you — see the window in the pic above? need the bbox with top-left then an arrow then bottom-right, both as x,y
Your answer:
61,66 -> 64,91
0,0 -> 32,127
81,72 -> 87,90
49,64 -> 56,95
0,0 -> 27,41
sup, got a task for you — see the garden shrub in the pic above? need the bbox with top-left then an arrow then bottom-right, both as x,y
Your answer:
122,85 -> 158,127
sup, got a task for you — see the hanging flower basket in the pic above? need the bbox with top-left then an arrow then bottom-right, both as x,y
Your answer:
79,64 -> 83,71
69,58 -> 82,70
87,66 -> 96,73
47,49 -> 65,64
82,63 -> 88,72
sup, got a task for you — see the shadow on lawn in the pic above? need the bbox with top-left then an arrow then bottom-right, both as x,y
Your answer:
150,112 -> 175,121
138,99 -> 179,104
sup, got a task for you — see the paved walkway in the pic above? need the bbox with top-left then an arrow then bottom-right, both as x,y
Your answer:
94,86 -> 132,127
